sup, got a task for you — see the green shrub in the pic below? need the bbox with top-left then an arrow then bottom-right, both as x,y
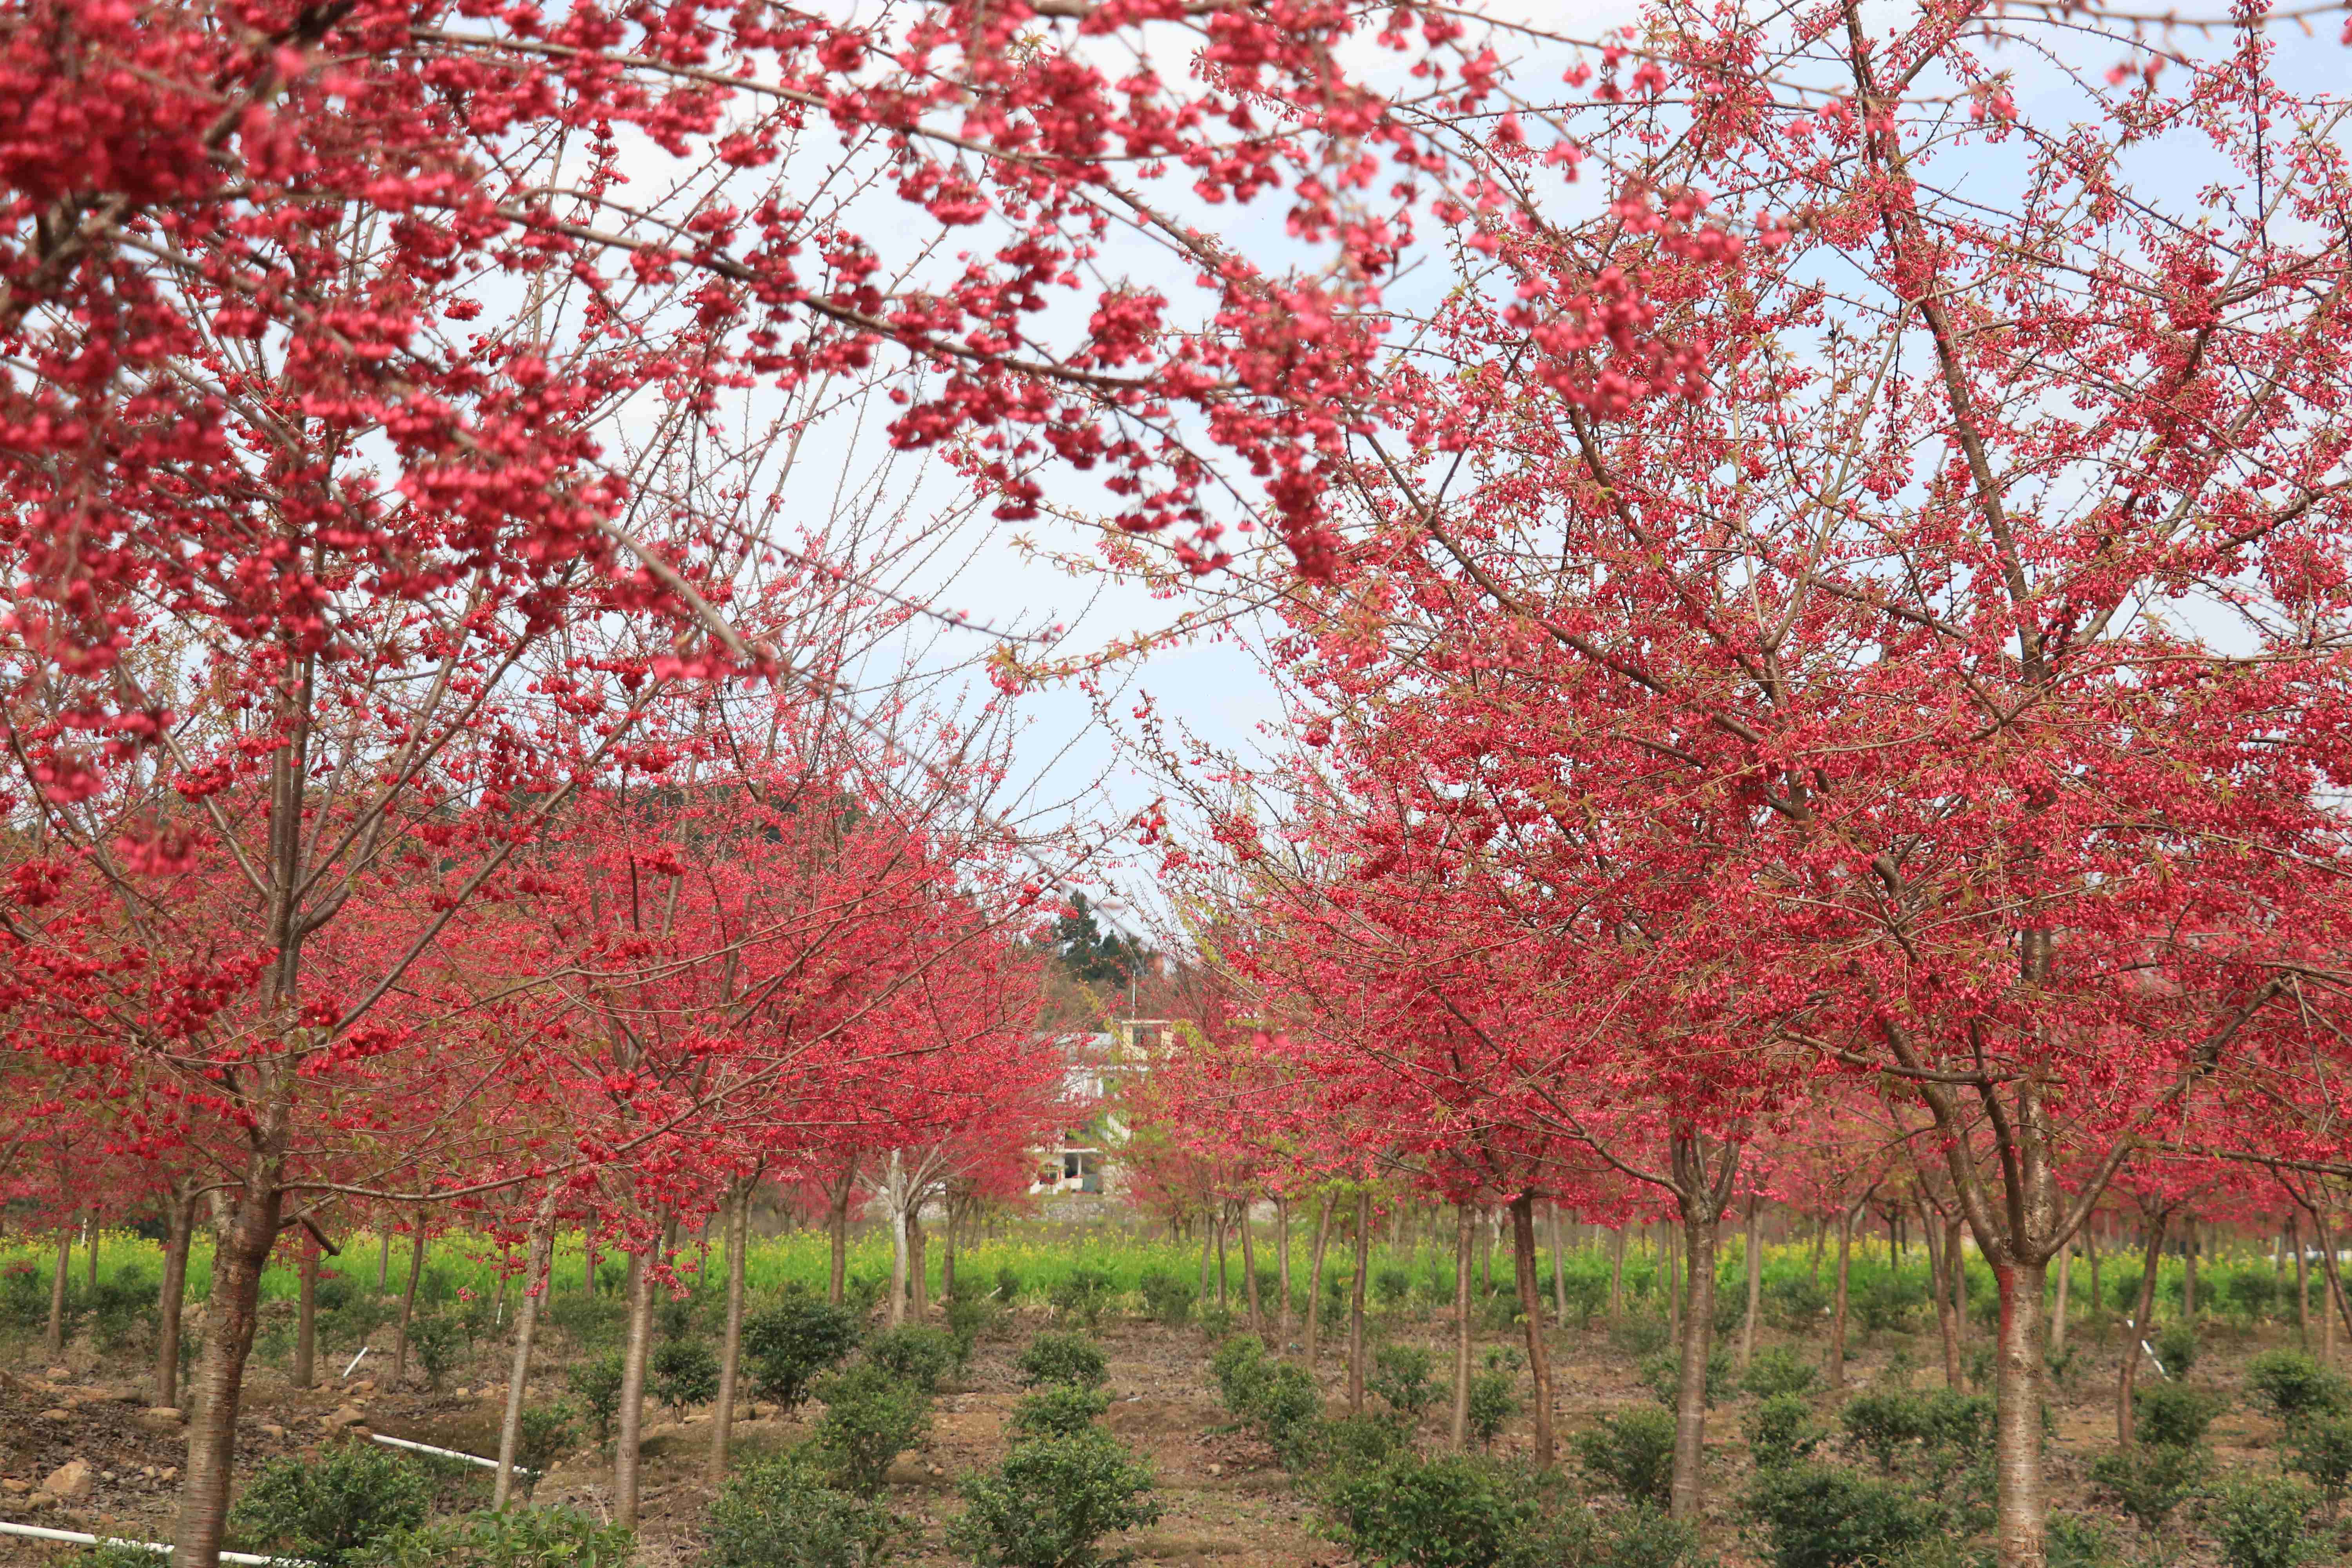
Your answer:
1744,1392 -> 1822,1469
1742,1463 -> 1940,1568
1611,1317 -> 1670,1358
569,1350 -> 626,1440
409,1313 -> 465,1387
1208,1334 -> 1321,1462
2285,1409 -> 2352,1502
2247,1349 -> 2351,1424
810,1362 -> 932,1497
89,1266 -> 154,1353
1136,1270 -> 1194,1329
1466,1356 -> 1518,1452
946,1428 -> 1161,1568
653,1339 -> 722,1410
1252,1364 -> 1325,1462
1597,1506 -> 1700,1568
744,1296 -> 864,1412
1882,1541 -> 1995,1568
543,1291 -> 627,1347
227,1443 -> 432,1566
514,1404 -> 576,1492
995,1266 -> 1024,1303
2209,1476 -> 2322,1568
2087,1442 -> 2206,1532
1369,1343 -> 1440,1421
1010,1383 -> 1113,1441
1766,1274 -> 1830,1328
1209,1334 -> 1273,1408
1313,1413 -> 1410,1474
945,1292 -> 998,1368
1852,1273 -> 1925,1334
1319,1452 -> 1594,1568
1476,1284 -> 1523,1333
83,1550 -> 177,1568
864,1325 -> 956,1394
2152,1322 -> 2197,1377
1017,1331 -> 1110,1390
2133,1383 -> 2223,1449
2222,1270 -> 2279,1320
1196,1305 -> 1236,1341
659,1286 -> 707,1343
1741,1347 -> 1819,1400
1559,1272 -> 1608,1327
1375,1268 -> 1414,1311
1639,1347 -> 1729,1410
355,1506 -> 632,1568
1573,1406 -> 1676,1506
703,1452 -> 909,1568
1838,1388 -> 1992,1473
1049,1266 -> 1117,1329
843,1272 -> 886,1317
2045,1514 -> 2120,1568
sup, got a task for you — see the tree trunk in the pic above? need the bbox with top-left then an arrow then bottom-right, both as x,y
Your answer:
172,1180 -> 284,1568
1197,1213 -> 1214,1301
708,1181 -> 752,1485
1509,1194 -> 1555,1468
157,1187 -> 197,1408
493,1192 -> 560,1510
2086,1224 -> 2103,1313
2050,1238 -> 2072,1358
613,1239 -> 657,1531
293,1234 -> 318,1388
1450,1203 -> 1473,1451
1829,1205 -> 1854,1388
1991,1257 -> 2051,1568
1608,1227 -> 1627,1323
1215,1210 -> 1229,1305
2181,1226 -> 2198,1319
390,1227 -> 426,1387
46,1225 -> 70,1360
86,1212 -> 98,1292
885,1152 -> 911,1328
1924,1209 -> 1962,1390
1810,1215 -> 1827,1285
2306,1209 -> 2352,1367
1274,1195 -> 1292,1342
378,1228 -> 390,1289
1739,1197 -> 1763,1372
940,1192 -> 957,1302
908,1205 -> 928,1321
2117,1214 -> 2166,1447
828,1160 -> 855,1307
1948,1214 -> 1969,1374
1304,1195 -> 1333,1367
1664,1220 -> 1681,1338
1238,1197 -> 1263,1338
2293,1212 -> 2310,1347
1347,1190 -> 1370,1414
1549,1202 -> 1568,1327
1668,1200 -> 1720,1523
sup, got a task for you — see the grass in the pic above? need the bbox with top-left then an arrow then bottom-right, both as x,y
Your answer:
0,1222 -> 2314,1337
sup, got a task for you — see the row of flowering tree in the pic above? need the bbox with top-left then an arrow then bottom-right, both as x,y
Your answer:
1120,7 -> 2352,1568
10,0 -> 2352,1564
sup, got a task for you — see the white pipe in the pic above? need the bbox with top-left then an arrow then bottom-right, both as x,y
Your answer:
341,1345 -> 372,1379
0,1519 -> 289,1564
368,1430 -> 530,1473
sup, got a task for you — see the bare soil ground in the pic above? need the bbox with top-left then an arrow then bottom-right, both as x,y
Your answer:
0,1311 -> 2337,1566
